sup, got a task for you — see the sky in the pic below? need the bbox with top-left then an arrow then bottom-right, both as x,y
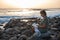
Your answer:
0,0 -> 60,8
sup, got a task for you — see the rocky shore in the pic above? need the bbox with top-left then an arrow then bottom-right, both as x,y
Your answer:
0,16 -> 60,40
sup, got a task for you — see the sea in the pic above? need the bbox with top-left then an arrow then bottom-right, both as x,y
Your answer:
0,10 -> 60,24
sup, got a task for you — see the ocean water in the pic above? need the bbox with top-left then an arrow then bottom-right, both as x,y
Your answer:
0,10 -> 60,24
0,16 -> 21,24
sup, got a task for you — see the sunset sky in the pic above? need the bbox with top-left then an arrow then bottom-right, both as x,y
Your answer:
0,0 -> 60,9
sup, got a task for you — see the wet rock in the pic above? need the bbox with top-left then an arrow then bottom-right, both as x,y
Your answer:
21,30 -> 33,37
9,36 -> 17,40
18,35 -> 28,40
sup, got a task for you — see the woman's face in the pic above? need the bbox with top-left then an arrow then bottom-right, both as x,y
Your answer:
41,14 -> 45,17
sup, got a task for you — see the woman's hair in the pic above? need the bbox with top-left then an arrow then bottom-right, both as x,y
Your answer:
40,10 -> 46,15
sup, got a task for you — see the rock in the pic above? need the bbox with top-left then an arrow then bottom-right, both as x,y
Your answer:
9,36 -> 17,40
18,35 -> 28,40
